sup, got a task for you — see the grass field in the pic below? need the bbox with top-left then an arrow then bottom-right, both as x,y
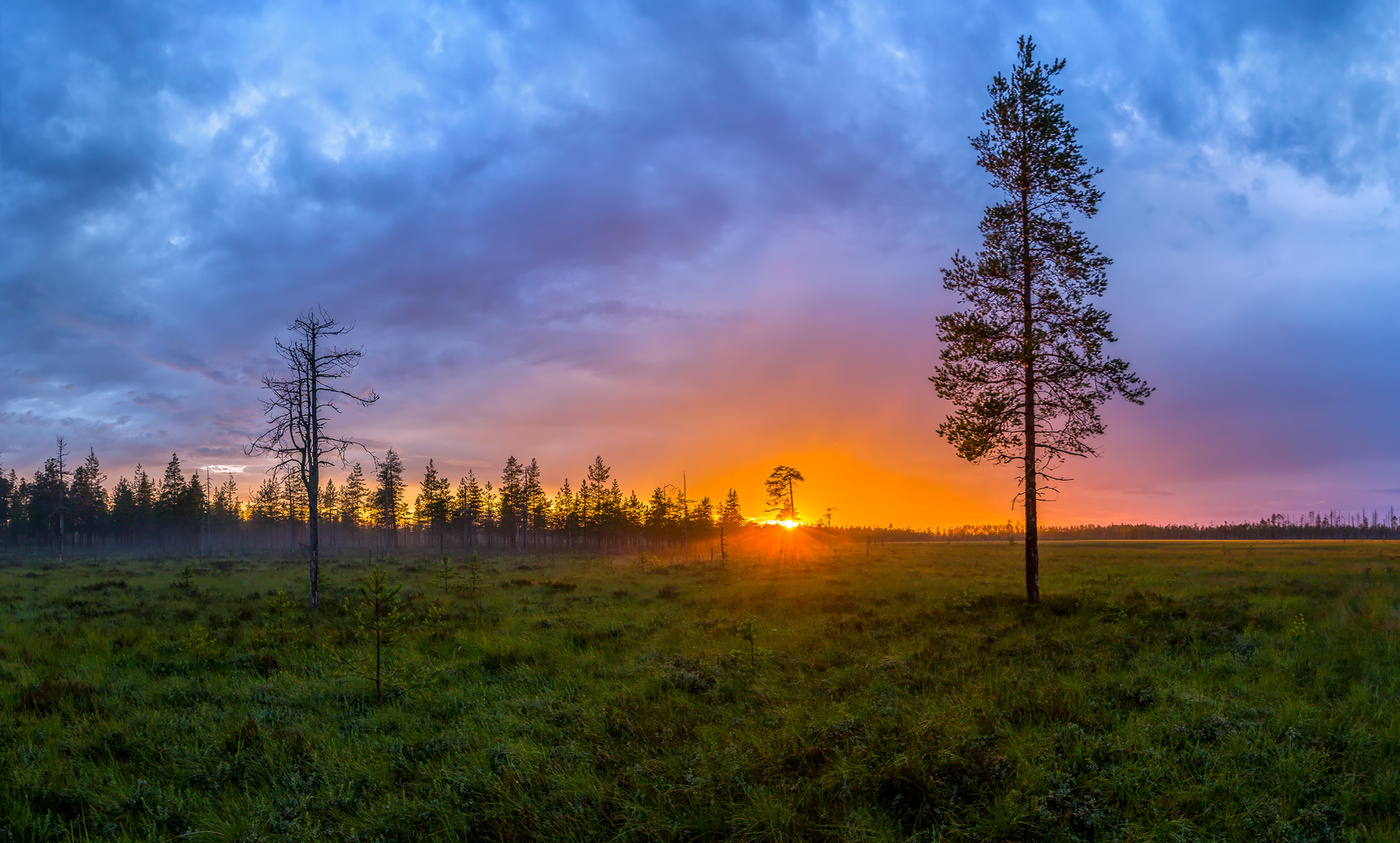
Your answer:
2,539 -> 1398,841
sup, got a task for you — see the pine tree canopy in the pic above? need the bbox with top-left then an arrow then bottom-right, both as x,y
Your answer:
930,36 -> 1151,602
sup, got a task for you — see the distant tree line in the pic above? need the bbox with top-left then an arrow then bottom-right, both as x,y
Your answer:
845,509 -> 1400,543
0,448 -> 749,556
5,444 -> 1392,555
1033,511 -> 1400,541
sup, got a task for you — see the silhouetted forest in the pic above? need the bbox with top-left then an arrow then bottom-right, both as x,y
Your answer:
1,446 -> 1395,557
0,448 -> 746,556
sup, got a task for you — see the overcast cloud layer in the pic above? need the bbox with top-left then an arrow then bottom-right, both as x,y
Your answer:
3,0 -> 1398,526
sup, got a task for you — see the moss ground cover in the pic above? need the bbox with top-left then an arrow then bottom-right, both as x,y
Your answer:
2,540 -> 1398,841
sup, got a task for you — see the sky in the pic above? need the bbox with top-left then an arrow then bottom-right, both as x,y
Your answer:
3,0 -> 1399,528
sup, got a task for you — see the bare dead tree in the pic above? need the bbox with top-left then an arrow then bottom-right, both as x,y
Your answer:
54,437 -> 70,563
247,308 -> 379,608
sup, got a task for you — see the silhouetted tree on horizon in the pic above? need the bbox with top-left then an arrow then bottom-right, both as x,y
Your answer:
764,466 -> 804,521
342,462 -> 369,532
416,459 -> 452,554
70,448 -> 106,548
458,470 -> 483,553
931,37 -> 1151,603
373,449 -> 405,550
719,488 -> 743,530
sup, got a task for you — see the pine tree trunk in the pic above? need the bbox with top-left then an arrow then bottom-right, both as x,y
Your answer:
1022,188 -> 1041,604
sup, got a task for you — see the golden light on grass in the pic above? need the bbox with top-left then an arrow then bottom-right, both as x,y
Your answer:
730,520 -> 833,566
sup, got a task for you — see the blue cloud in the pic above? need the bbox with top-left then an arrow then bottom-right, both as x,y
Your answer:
2,0 -> 1398,520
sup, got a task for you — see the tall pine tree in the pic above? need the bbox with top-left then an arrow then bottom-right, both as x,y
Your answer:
931,37 -> 1151,602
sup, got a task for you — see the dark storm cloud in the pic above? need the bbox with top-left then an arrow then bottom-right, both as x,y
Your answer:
3,0 -> 1398,521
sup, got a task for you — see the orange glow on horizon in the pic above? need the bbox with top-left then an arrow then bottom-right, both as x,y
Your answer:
757,519 -> 801,529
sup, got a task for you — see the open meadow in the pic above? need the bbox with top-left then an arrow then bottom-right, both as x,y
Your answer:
2,538 -> 1399,841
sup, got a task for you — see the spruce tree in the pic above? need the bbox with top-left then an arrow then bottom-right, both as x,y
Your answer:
214,475 -> 240,531
111,477 -> 136,542
457,470 -> 483,553
134,465 -> 155,540
157,453 -> 187,529
373,449 -> 405,549
692,496 -> 715,532
69,448 -> 107,547
553,478 -> 575,545
499,456 -> 524,550
931,36 -> 1151,602
28,458 -> 64,550
415,459 -> 452,554
581,457 -> 612,547
523,459 -> 548,547
646,486 -> 672,538
321,478 -> 339,549
719,489 -> 743,529
184,472 -> 206,549
251,478 -> 283,525
342,462 -> 368,531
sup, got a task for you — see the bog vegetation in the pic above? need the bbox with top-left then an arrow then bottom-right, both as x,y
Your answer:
2,539 -> 1398,841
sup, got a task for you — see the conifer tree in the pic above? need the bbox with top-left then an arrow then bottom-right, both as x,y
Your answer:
69,448 -> 107,547
553,478 -> 575,545
184,472 -> 206,548
693,496 -> 715,532
134,465 -> 155,540
621,490 -> 645,534
28,457 -> 65,552
250,478 -> 283,524
321,478 -> 339,548
720,489 -> 744,529
457,470 -> 483,553
523,458 -> 548,547
606,480 -> 624,540
283,476 -> 308,526
213,475 -> 240,531
931,37 -> 1151,602
111,477 -> 137,542
373,449 -> 406,548
416,459 -> 452,554
647,486 -> 672,538
581,457 -> 612,547
480,481 -> 499,542
499,456 -> 525,549
342,462 -> 368,531
157,453 -> 187,530
764,466 -> 804,521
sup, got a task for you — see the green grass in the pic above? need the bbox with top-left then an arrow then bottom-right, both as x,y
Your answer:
2,541 -> 1399,841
